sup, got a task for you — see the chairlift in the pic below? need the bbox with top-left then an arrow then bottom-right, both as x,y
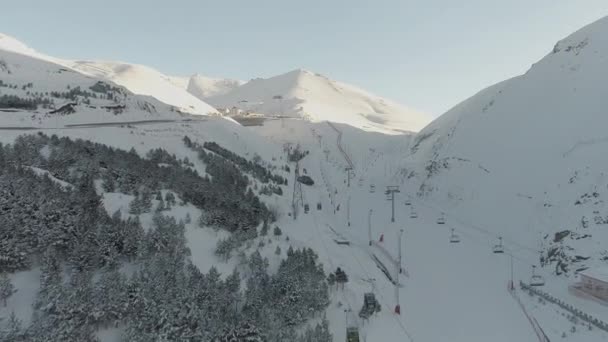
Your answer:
530,265 -> 545,286
304,204 -> 310,214
404,199 -> 412,206
492,236 -> 504,254
370,184 -> 376,193
449,228 -> 460,243
409,211 -> 418,219
436,214 -> 446,225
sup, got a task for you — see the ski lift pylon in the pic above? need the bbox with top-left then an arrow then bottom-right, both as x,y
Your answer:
449,228 -> 460,243
493,236 -> 504,254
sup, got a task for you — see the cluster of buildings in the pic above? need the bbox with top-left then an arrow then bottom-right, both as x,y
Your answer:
216,106 -> 265,118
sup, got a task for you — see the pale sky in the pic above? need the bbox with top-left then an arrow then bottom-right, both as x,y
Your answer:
3,0 -> 608,116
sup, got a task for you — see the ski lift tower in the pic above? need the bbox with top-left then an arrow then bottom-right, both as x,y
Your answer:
395,228 -> 404,315
345,166 -> 353,187
385,186 -> 400,223
368,209 -> 373,246
347,195 -> 351,227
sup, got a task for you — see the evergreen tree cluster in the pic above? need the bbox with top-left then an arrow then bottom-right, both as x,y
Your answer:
4,133 -> 270,232
184,136 -> 286,187
0,165 -> 144,274
0,94 -> 52,110
0,135 -> 330,341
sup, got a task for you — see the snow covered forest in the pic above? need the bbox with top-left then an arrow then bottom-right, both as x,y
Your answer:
0,134 -> 331,342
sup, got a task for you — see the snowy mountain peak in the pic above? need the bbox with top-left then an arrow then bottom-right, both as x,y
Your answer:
206,68 -> 430,134
186,74 -> 244,99
0,33 -> 37,56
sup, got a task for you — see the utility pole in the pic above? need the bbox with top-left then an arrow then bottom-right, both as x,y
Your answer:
385,186 -> 400,223
292,161 -> 301,220
344,308 -> 352,327
368,209 -> 373,246
509,253 -> 514,291
347,195 -> 351,227
398,228 -> 404,274
395,228 -> 404,315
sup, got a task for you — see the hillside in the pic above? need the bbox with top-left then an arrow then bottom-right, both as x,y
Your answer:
0,33 -> 217,116
206,69 -> 430,134
68,61 -> 218,115
403,16 -> 608,282
0,47 -> 189,127
186,74 -> 243,99
3,16 -> 608,342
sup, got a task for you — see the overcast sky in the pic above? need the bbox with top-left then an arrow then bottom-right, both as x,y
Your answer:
3,0 -> 608,116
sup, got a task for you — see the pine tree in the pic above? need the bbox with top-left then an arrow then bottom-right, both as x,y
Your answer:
129,192 -> 142,215
0,273 -> 15,306
155,196 -> 165,212
335,267 -> 348,289
140,188 -> 152,213
0,311 -> 24,342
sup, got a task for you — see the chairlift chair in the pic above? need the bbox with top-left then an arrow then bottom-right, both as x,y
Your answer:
530,265 -> 545,286
404,199 -> 412,206
437,214 -> 446,225
449,228 -> 460,243
492,236 -> 504,254
370,184 -> 375,193
409,211 -> 418,219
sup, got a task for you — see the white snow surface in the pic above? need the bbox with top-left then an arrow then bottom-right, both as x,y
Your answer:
206,69 -> 431,134
186,74 -> 244,99
68,60 -> 218,115
0,33 -> 217,116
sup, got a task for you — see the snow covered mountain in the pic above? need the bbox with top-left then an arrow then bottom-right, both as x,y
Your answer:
0,33 -> 217,116
3,16 -> 608,342
0,43 -> 194,127
68,61 -> 218,115
205,69 -> 430,134
186,74 -> 244,99
403,16 -> 608,278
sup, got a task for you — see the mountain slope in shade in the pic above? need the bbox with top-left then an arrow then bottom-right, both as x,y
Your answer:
206,69 -> 430,134
404,15 -> 608,278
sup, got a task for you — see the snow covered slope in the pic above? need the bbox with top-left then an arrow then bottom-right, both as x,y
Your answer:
68,61 -> 218,115
0,33 -> 217,116
403,16 -> 608,278
206,69 -> 430,134
186,74 -> 243,99
0,41 -> 194,126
